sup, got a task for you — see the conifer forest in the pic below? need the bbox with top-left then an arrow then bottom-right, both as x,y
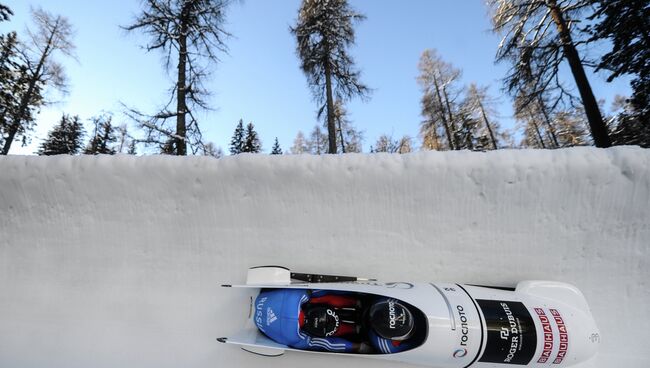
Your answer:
0,1 -> 648,156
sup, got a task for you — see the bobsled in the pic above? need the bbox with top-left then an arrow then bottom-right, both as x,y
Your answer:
218,266 -> 600,367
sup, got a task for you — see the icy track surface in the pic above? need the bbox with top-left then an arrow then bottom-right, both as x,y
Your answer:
1,147 -> 649,368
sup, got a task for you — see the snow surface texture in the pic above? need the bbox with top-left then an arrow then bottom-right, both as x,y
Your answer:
1,147 -> 649,368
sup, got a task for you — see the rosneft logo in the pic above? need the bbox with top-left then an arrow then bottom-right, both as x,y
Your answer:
453,348 -> 468,358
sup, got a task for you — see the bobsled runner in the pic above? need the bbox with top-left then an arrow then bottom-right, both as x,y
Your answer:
218,266 -> 600,367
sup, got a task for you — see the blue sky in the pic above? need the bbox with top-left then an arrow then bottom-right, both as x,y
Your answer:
3,0 -> 632,154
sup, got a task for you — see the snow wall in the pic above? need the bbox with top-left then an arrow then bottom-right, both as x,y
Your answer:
1,147 -> 649,368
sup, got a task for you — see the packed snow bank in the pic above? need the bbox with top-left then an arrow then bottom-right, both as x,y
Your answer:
0,147 -> 648,368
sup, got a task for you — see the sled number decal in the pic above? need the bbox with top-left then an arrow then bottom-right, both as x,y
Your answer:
477,300 -> 537,365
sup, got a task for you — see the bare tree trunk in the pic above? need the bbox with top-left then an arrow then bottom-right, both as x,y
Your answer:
432,75 -> 455,150
427,113 -> 440,150
442,86 -> 460,150
529,113 -> 547,149
336,115 -> 346,153
324,51 -> 337,154
548,0 -> 611,148
2,20 -> 58,155
175,6 -> 189,156
537,97 -> 559,148
477,99 -> 498,150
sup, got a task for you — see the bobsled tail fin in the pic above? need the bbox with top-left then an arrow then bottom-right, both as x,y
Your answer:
515,280 -> 591,313
221,330 -> 286,357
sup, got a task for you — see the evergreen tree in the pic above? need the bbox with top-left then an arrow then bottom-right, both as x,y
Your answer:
124,0 -> 233,155
588,0 -> 649,134
371,134 -> 412,154
229,119 -> 245,155
608,96 -> 650,148
37,114 -> 85,155
463,84 -> 503,150
417,49 -> 464,150
84,115 -> 117,155
291,131 -> 309,154
115,124 -> 137,154
515,93 -> 590,148
0,4 -> 12,21
203,142 -> 223,158
331,100 -> 363,153
291,0 -> 369,153
270,137 -> 282,155
0,9 -> 20,149
2,8 -> 75,155
307,125 -> 328,154
489,0 -> 611,147
242,122 -> 261,153
554,109 -> 590,147
127,140 -> 137,155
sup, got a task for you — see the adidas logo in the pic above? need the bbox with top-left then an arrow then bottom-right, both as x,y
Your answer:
267,308 -> 278,325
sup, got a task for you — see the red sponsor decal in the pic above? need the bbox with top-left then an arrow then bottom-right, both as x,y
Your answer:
540,315 -> 549,323
544,342 -> 553,350
544,324 -> 552,333
552,309 -> 568,365
535,308 -> 554,364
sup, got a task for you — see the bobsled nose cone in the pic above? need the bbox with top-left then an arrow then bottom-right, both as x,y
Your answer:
568,312 -> 601,365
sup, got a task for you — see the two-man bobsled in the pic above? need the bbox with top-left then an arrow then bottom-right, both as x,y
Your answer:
218,266 -> 600,367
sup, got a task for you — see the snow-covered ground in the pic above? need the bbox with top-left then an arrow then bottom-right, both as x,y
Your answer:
1,147 -> 648,368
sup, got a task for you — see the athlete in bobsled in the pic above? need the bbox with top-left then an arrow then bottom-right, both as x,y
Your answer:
254,288 -> 416,354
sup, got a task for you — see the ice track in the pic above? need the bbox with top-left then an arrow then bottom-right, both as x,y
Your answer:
1,147 -> 648,367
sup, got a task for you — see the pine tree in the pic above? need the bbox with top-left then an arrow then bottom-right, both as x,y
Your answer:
84,115 -> 117,154
307,125 -> 328,154
229,119 -> 245,155
514,93 -> 550,148
608,96 -> 650,148
2,8 -> 75,155
127,140 -> 137,155
37,114 -> 85,155
291,131 -> 309,154
417,49 -> 464,150
0,19 -> 20,150
371,134 -> 410,153
115,124 -> 137,154
588,0 -> 650,134
270,137 -> 282,155
291,0 -> 369,153
489,0 -> 611,147
331,100 -> 363,153
242,122 -> 261,153
124,0 -> 233,155
203,142 -> 223,158
463,84 -> 503,150
554,109 -> 590,147
0,4 -> 12,21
